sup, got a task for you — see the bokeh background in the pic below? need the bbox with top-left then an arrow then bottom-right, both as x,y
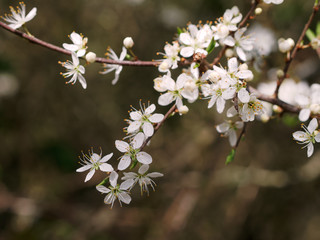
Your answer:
0,0 -> 320,239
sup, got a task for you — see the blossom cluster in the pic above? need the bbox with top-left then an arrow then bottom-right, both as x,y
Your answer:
76,102 -> 164,208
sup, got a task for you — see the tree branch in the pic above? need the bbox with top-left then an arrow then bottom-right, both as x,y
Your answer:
274,2 -> 320,97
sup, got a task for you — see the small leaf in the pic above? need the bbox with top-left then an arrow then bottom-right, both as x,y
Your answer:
193,63 -> 200,68
206,38 -> 216,54
177,27 -> 183,35
225,149 -> 236,165
306,29 -> 316,41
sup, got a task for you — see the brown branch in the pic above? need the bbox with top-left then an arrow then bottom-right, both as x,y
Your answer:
235,122 -> 247,149
0,21 -> 159,67
274,2 -> 320,97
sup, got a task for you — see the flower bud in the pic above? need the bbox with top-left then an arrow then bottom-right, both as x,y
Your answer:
178,105 -> 189,114
225,49 -> 234,58
273,105 -> 282,113
85,52 -> 96,63
255,7 -> 262,15
278,38 -> 295,53
239,63 -> 248,71
158,61 -> 170,72
123,37 -> 134,49
311,37 -> 320,50
276,69 -> 284,78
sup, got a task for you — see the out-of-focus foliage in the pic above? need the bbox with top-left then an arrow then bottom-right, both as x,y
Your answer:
0,0 -> 319,239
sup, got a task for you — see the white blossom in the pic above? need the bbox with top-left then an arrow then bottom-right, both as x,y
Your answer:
121,164 -> 163,195
278,38 -> 295,53
263,0 -> 284,4
293,118 -> 320,157
96,171 -> 134,208
1,2 -> 37,30
116,132 -> 152,171
63,32 -> 88,57
216,120 -> 244,147
100,47 -> 127,85
76,149 -> 113,182
158,41 -> 180,72
127,102 -> 164,138
59,52 -> 87,89
239,94 -> 264,122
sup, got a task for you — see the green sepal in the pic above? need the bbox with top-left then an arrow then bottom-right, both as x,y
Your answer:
306,29 -> 316,41
130,158 -> 138,169
206,38 -> 216,54
177,27 -> 183,35
97,176 -> 109,186
193,63 -> 200,68
315,0 -> 319,6
225,149 -> 236,165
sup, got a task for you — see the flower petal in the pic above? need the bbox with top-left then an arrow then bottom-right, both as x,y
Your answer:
138,164 -> 149,174
99,163 -> 114,172
145,104 -> 156,115
100,153 -> 113,163
143,122 -> 154,137
149,113 -> 164,123
115,140 -> 130,153
132,132 -> 144,149
118,155 -> 131,171
120,179 -> 135,190
136,152 -> 152,164
96,185 -> 111,193
109,171 -> 118,187
85,169 -> 95,182
307,118 -> 318,133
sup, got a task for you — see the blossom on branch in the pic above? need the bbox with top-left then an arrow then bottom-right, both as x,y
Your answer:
100,47 -> 127,85
1,2 -> 37,30
293,118 -> 320,157
216,120 -> 244,147
76,149 -> 114,182
59,52 -> 87,89
63,32 -> 88,57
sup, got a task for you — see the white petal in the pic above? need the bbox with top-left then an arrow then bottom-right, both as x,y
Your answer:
76,164 -> 91,172
228,57 -> 238,73
180,47 -> 194,58
143,122 -> 154,137
100,153 -> 113,163
120,179 -> 135,190
292,131 -> 308,142
109,171 -> 118,187
228,129 -> 237,147
132,132 -> 144,149
235,121 -> 244,129
222,87 -> 236,100
236,70 -> 253,80
238,88 -> 250,103
315,133 -> 320,143
236,47 -> 247,61
130,111 -> 142,121
115,140 -> 130,153
223,36 -> 235,46
147,172 -> 164,178
149,113 -> 164,123
118,192 -> 131,204
77,49 -> 86,57
63,43 -> 79,52
25,7 -> 37,22
227,106 -> 238,117
308,118 -> 318,133
99,163 -> 114,172
127,121 -> 141,133
216,97 -> 226,113
138,164 -> 149,174
216,122 -> 229,133
307,143 -> 314,157
118,155 -> 131,171
179,33 -> 192,45
145,104 -> 156,115
70,32 -> 82,44
158,92 -> 174,106
136,152 -> 152,164
299,109 -> 311,122
96,185 -> 111,193
78,74 -> 87,89
85,169 -> 95,182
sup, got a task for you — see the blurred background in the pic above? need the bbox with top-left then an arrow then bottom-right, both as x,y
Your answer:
0,0 -> 320,239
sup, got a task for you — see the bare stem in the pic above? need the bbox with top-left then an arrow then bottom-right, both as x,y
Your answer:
274,2 -> 320,97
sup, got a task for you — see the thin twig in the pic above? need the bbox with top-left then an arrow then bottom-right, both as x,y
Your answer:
235,122 -> 247,149
0,21 -> 158,67
274,2 -> 320,97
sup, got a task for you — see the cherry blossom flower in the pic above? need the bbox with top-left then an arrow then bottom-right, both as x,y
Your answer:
293,118 -> 320,157
179,24 -> 213,58
216,120 -> 244,147
239,94 -> 264,122
96,171 -> 134,208
116,132 -> 152,171
127,102 -> 164,138
121,164 -> 163,195
100,47 -> 127,85
76,149 -> 113,182
1,2 -> 37,30
158,41 -> 180,72
63,32 -> 88,57
278,38 -> 295,53
212,6 -> 242,40
59,52 -> 87,89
